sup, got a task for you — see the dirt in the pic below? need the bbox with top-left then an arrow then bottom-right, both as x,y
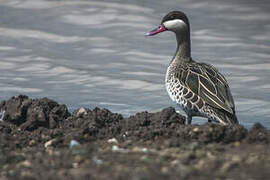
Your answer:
0,95 -> 269,180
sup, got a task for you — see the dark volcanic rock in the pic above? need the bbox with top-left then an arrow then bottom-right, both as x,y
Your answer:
119,107 -> 186,141
59,107 -> 124,142
0,95 -> 270,180
186,123 -> 248,144
0,95 -> 70,130
246,122 -> 269,143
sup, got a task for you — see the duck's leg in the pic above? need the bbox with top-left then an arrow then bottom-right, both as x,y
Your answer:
187,115 -> 192,124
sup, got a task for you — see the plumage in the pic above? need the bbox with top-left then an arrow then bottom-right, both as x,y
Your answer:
146,11 -> 238,125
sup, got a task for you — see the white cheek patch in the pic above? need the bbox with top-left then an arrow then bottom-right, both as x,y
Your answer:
163,19 -> 187,31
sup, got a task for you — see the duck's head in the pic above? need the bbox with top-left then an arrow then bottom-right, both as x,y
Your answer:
146,11 -> 190,36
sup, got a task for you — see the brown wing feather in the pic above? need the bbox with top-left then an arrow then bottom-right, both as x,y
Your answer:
179,61 -> 235,114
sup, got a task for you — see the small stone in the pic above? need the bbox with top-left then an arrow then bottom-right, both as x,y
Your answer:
246,154 -> 259,164
83,134 -> 89,139
141,148 -> 148,153
107,138 -> 118,144
72,162 -> 79,168
131,147 -> 149,153
193,127 -> 199,132
220,162 -> 232,173
170,159 -> 180,166
194,160 -> 206,170
132,146 -> 141,152
112,145 -> 126,152
161,166 -> 169,174
44,138 -> 62,148
77,108 -> 87,116
122,131 -> 129,138
233,141 -> 241,147
0,110 -> 5,121
29,139 -> 36,146
231,155 -> 241,163
19,160 -> 32,168
206,151 -> 216,160
69,140 -> 80,149
44,139 -> 56,148
140,155 -> 149,161
92,156 -> 103,165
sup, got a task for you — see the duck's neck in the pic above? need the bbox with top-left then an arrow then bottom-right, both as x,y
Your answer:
172,30 -> 191,63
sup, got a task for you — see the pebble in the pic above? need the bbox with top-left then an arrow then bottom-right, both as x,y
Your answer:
193,127 -> 199,132
76,108 -> 87,116
112,145 -> 126,152
44,139 -> 57,148
231,155 -> 241,163
69,140 -> 80,149
233,141 -> 241,147
171,159 -> 181,166
19,160 -> 32,168
92,156 -> 103,165
107,138 -> 118,144
141,148 -> 148,153
140,155 -> 149,161
161,166 -> 169,174
194,159 -> 206,170
206,151 -> 216,160
29,139 -> 36,146
122,131 -> 129,138
0,110 -> 5,121
246,154 -> 259,164
72,162 -> 79,168
132,147 -> 148,153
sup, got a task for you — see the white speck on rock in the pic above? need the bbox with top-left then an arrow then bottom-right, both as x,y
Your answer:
77,107 -> 87,116
69,140 -> 80,148
107,138 -> 118,144
112,145 -> 126,153
0,110 -> 6,121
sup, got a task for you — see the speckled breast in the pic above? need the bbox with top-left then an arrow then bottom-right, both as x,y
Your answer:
165,65 -> 205,117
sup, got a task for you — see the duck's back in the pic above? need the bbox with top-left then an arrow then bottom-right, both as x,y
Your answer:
165,59 -> 238,124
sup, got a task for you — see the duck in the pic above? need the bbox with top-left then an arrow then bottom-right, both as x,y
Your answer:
146,11 -> 238,125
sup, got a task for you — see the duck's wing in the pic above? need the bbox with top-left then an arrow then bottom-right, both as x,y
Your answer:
182,62 -> 235,114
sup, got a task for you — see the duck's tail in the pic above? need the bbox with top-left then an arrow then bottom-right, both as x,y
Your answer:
212,109 -> 238,125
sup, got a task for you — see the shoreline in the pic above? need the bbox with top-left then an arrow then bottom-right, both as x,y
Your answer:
0,95 -> 269,179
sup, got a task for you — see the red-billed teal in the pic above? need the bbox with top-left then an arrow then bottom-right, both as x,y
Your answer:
146,11 -> 238,125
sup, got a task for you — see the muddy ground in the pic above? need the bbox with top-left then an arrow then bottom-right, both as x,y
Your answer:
0,95 -> 269,180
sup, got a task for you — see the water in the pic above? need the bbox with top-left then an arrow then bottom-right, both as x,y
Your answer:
0,0 -> 269,128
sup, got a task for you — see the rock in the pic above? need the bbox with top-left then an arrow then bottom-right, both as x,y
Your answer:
92,156 -> 103,165
69,140 -> 80,149
246,123 -> 269,143
18,160 -> 32,168
107,138 -> 118,144
29,140 -> 36,146
44,138 -> 62,148
0,95 -> 269,180
0,95 -> 70,131
132,147 -> 148,153
76,107 -> 88,117
161,166 -> 169,174
193,127 -> 199,132
112,145 -> 126,152
0,110 -> 5,121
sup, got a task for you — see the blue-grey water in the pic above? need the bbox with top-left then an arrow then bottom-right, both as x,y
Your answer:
0,0 -> 269,128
